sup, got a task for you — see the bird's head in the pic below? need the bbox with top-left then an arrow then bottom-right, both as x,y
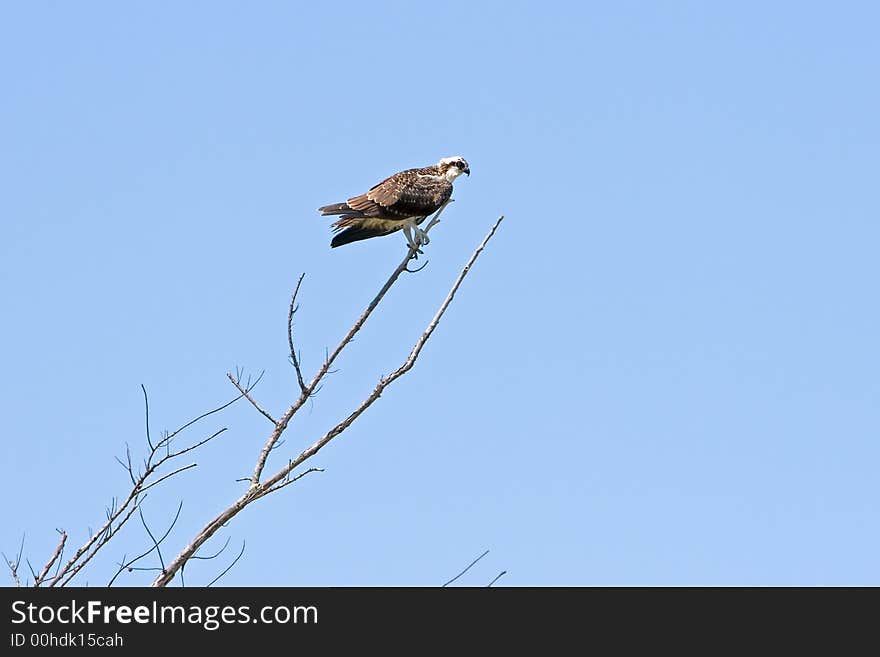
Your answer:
438,156 -> 470,182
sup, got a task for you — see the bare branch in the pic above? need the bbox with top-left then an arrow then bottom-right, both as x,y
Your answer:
227,372 -> 276,425
50,399 -> 234,587
107,502 -> 173,587
2,535 -> 26,586
443,550 -> 490,587
288,273 -> 308,393
25,559 -> 38,585
4,563 -> 20,587
190,536 -> 232,561
487,571 -> 507,587
107,502 -> 182,587
2,555 -> 19,587
152,216 -> 504,587
52,542 -> 64,579
405,259 -> 430,274
422,197 -> 453,234
159,386 -> 252,448
33,530 -> 67,587
261,215 -> 506,482
57,497 -> 142,587
249,249 -> 410,484
127,447 -> 137,481
248,210 -> 481,487
139,463 -> 198,494
142,384 -> 153,451
108,554 -> 143,587
140,507 -> 163,573
207,540 -> 246,587
161,427 -> 227,463
253,467 -> 324,500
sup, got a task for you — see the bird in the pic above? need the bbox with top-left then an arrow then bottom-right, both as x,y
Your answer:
318,156 -> 470,250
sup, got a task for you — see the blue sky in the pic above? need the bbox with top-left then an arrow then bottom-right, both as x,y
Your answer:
2,2 -> 879,585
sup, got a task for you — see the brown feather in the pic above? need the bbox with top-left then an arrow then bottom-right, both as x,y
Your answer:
318,159 -> 465,248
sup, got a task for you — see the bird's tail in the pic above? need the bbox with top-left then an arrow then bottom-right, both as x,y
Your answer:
318,202 -> 360,216
330,215 -> 359,232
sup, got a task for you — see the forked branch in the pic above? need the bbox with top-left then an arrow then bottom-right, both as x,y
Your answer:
41,387 -> 250,587
151,215 -> 504,586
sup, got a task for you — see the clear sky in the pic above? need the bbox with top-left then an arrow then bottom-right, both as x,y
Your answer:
2,2 -> 879,586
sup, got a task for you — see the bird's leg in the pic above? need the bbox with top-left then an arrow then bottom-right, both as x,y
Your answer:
403,224 -> 417,249
415,222 -> 430,246
406,200 -> 453,254
403,223 -> 423,258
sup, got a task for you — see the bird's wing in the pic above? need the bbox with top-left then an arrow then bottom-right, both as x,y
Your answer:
347,169 -> 452,218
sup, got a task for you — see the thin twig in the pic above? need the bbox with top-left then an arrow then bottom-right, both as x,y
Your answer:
443,550 -> 490,587
58,499 -> 142,587
252,468 -> 325,500
422,198 -> 453,235
207,541 -> 246,587
288,273 -> 308,393
3,535 -> 26,586
139,463 -> 199,494
25,559 -> 37,585
487,571 -> 507,587
33,530 -> 67,587
139,507 -> 164,574
160,387 -> 251,447
161,427 -> 227,462
190,537 -> 232,561
2,553 -> 20,587
108,545 -> 153,587
51,543 -> 65,579
107,501 -> 182,586
142,384 -> 153,451
227,372 -> 276,425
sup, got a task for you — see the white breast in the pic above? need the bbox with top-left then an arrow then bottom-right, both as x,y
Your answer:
444,168 -> 464,182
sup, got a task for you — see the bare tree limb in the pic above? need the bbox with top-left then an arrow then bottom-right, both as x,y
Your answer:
57,498 -> 142,587
151,215 -> 504,587
249,223 -> 429,486
25,559 -> 38,585
141,384 -> 153,451
3,561 -> 20,587
47,387 -> 247,587
107,502 -> 182,587
140,505 -> 169,574
139,463 -> 199,495
2,535 -> 25,587
252,467 -> 325,500
288,273 -> 308,393
33,530 -> 67,587
487,570 -> 507,587
190,536 -> 232,562
227,372 -> 276,425
443,550 -> 491,587
258,215 -> 506,483
207,540 -> 246,587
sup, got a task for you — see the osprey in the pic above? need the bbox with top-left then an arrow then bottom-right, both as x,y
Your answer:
318,156 -> 470,249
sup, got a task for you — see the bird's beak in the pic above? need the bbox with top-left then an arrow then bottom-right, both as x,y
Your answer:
464,167 -> 470,176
